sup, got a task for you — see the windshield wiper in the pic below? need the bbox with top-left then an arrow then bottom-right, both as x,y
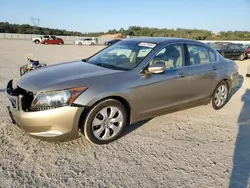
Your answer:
94,63 -> 129,71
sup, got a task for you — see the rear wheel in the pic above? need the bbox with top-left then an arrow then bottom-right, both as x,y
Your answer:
78,42 -> 82,45
34,40 -> 40,44
44,41 -> 48,45
81,99 -> 128,144
238,53 -> 245,61
211,81 -> 229,110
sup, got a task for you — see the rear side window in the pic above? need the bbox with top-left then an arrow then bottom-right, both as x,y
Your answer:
187,44 -> 216,65
233,44 -> 242,50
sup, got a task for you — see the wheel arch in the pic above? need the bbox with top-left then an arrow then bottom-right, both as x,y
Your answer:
78,95 -> 132,129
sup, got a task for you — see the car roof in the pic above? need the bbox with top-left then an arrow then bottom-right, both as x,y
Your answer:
124,37 -> 204,45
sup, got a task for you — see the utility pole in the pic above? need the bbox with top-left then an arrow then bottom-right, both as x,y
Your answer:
31,16 -> 40,34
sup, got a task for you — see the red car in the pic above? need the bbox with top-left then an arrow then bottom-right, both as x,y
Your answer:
40,36 -> 64,45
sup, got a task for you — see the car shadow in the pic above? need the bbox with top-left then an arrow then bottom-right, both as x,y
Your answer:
118,119 -> 152,140
229,89 -> 250,188
228,75 -> 244,101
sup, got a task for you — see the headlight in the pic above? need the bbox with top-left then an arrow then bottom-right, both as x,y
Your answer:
31,86 -> 87,107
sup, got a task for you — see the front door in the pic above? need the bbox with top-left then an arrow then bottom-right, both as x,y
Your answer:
134,44 -> 190,118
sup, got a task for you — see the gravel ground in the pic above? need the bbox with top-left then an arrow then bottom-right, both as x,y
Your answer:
0,40 -> 250,188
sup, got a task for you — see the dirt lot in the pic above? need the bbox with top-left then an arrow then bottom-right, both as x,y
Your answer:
0,40 -> 250,188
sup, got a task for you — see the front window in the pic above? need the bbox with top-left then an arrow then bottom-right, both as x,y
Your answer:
150,44 -> 184,69
86,41 -> 156,70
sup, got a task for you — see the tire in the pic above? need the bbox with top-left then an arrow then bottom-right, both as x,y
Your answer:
44,42 -> 48,45
90,42 -> 94,46
238,53 -> 245,61
211,81 -> 229,110
78,42 -> 82,45
34,40 -> 40,44
81,99 -> 128,145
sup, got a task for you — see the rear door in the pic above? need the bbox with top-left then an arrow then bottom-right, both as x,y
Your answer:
224,44 -> 235,59
233,44 -> 243,59
185,43 -> 219,101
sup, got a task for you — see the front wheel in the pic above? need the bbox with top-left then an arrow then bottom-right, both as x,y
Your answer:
211,81 -> 229,110
81,99 -> 128,144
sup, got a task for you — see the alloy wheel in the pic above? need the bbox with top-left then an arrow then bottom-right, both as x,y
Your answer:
214,84 -> 228,107
92,106 -> 124,140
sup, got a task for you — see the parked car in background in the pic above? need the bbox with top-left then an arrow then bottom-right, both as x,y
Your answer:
240,44 -> 250,58
5,37 -> 239,144
74,38 -> 97,45
40,36 -> 64,45
104,39 -> 122,46
246,45 -> 250,58
32,35 -> 54,44
211,42 -> 247,61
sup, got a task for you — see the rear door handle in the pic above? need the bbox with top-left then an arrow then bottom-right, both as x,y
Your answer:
178,72 -> 188,78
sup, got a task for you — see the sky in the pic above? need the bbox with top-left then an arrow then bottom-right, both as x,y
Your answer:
1,0 -> 250,33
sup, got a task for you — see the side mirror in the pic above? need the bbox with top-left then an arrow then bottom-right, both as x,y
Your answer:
148,62 -> 166,74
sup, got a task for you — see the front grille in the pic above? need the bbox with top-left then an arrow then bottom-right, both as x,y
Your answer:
29,106 -> 59,112
70,103 -> 84,107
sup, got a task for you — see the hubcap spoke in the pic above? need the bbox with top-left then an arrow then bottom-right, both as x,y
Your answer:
109,107 -> 119,118
103,128 -> 111,140
93,126 -> 105,138
99,108 -> 108,119
92,117 -> 104,126
109,123 -> 120,135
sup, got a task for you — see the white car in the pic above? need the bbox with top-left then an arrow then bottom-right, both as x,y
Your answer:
74,38 -> 97,45
32,35 -> 54,44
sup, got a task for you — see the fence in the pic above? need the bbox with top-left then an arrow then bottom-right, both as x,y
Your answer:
0,33 -> 250,45
0,33 -> 116,44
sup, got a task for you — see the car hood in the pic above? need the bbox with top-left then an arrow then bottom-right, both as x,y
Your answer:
18,60 -> 122,93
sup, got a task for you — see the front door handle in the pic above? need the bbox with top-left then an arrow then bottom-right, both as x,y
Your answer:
213,66 -> 218,70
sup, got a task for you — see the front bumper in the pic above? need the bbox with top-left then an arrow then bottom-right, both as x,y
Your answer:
5,80 -> 84,141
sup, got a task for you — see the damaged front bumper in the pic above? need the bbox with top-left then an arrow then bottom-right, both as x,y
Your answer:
5,80 -> 83,141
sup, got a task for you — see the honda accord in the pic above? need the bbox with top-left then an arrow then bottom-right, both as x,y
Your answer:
5,37 -> 239,144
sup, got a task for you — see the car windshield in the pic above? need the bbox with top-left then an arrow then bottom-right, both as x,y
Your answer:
86,41 -> 156,70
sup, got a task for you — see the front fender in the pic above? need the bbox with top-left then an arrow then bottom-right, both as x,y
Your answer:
74,89 -> 133,108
